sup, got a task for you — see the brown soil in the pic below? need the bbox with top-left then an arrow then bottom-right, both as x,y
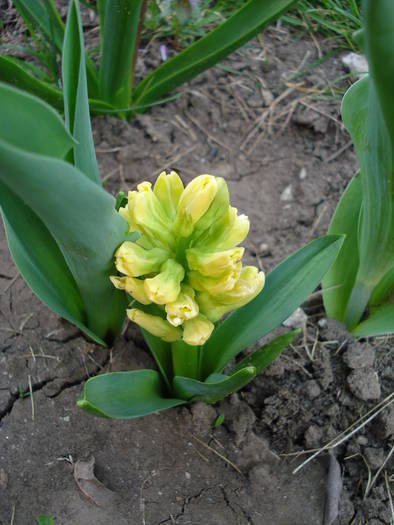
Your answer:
0,8 -> 393,525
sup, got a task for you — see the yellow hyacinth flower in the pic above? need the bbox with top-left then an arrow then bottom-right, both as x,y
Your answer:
111,171 -> 265,347
165,284 -> 199,326
182,314 -> 214,346
114,242 -> 169,277
144,259 -> 185,305
110,276 -> 152,305
127,309 -> 181,342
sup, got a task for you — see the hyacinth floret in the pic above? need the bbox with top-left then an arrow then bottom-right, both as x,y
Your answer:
111,171 -> 265,346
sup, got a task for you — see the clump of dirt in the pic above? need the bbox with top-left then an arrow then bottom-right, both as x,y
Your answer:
1,10 -> 393,525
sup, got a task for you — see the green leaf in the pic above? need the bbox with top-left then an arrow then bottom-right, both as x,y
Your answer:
0,182 -> 106,344
63,0 -> 101,185
36,516 -> 54,525
0,55 -> 64,109
132,0 -> 297,108
0,82 -> 73,158
0,139 -> 128,343
172,367 -> 256,403
202,235 -> 344,376
0,56 -> 109,116
13,0 -> 65,52
322,174 -> 362,321
351,304 -> 394,337
370,266 -> 394,306
98,0 -> 145,109
230,329 -> 301,376
343,3 -> 394,327
77,370 -> 185,418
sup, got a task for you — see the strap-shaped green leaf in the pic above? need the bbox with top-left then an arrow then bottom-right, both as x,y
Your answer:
78,370 -> 185,418
63,0 -> 101,185
12,0 -> 65,53
230,329 -> 301,376
322,174 -> 362,321
370,266 -> 394,307
202,235 -> 344,376
0,181 -> 100,338
173,367 -> 256,403
0,56 -> 110,115
98,0 -> 145,109
0,139 -> 128,343
343,1 -> 394,327
36,516 -> 54,525
351,304 -> 394,337
0,82 -> 73,158
0,56 -> 65,109
132,0 -> 297,108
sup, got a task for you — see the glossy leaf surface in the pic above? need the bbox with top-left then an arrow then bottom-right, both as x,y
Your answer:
173,367 -> 256,403
78,370 -> 185,418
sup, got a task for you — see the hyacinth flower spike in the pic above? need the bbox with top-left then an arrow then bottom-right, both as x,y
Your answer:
78,171 -> 343,418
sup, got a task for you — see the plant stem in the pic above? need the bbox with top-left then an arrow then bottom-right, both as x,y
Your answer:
171,340 -> 200,380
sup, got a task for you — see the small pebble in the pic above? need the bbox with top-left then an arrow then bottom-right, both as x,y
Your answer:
280,184 -> 293,202
283,307 -> 307,328
304,380 -> 321,400
343,342 -> 375,369
347,368 -> 381,401
342,52 -> 369,78
299,167 -> 307,180
304,424 -> 323,448
364,447 -> 386,470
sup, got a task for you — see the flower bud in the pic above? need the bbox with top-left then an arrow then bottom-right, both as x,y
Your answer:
153,171 -> 184,219
144,259 -> 185,304
182,314 -> 214,346
215,266 -> 265,305
115,242 -> 169,277
197,266 -> 265,322
186,247 -> 244,277
188,262 -> 242,294
165,284 -> 199,326
196,206 -> 249,250
192,177 -> 229,238
110,276 -> 151,305
122,183 -> 176,249
127,308 -> 181,342
174,175 -> 217,237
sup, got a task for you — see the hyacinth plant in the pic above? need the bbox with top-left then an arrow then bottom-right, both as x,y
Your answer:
322,0 -> 394,337
0,0 -> 344,419
0,0 -> 297,117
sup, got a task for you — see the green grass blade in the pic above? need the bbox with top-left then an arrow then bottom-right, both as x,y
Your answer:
172,367 -> 256,403
98,0 -> 145,108
77,370 -> 185,418
202,235 -> 344,376
351,304 -> 394,337
229,329 -> 301,376
36,517 -> 54,525
63,0 -> 101,185
132,0 -> 297,107
0,138 -> 128,343
322,174 -> 362,321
